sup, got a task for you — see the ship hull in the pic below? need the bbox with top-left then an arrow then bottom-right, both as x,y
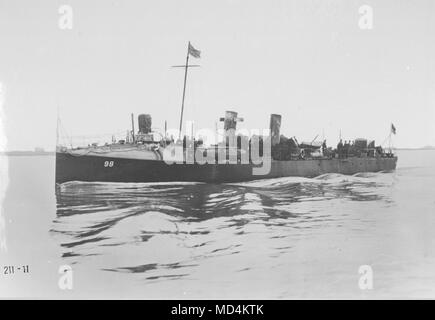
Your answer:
55,152 -> 398,184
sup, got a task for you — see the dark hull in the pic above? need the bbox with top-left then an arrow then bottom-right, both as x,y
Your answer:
55,152 -> 398,183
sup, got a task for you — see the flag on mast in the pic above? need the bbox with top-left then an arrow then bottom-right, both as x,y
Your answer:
188,42 -> 201,58
391,123 -> 396,135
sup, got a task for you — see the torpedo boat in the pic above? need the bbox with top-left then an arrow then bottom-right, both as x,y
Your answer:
55,43 -> 397,184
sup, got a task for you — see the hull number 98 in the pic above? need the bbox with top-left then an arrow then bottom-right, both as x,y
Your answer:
104,161 -> 114,167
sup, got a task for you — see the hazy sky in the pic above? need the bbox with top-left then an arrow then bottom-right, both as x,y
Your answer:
0,0 -> 434,150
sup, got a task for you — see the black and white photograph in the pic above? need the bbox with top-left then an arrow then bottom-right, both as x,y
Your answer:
0,0 -> 434,303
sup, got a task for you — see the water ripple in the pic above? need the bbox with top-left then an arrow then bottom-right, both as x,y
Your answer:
52,173 -> 394,278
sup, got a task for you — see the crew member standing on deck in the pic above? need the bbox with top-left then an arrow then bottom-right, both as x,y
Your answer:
344,140 -> 350,158
322,140 -> 327,157
337,139 -> 343,158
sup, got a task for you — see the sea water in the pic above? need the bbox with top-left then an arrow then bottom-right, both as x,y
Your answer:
1,150 -> 435,298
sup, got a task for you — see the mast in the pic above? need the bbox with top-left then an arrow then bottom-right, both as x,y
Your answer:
56,109 -> 60,147
178,42 -> 190,139
172,41 -> 200,139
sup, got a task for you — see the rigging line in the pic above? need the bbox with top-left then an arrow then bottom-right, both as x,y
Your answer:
380,133 -> 391,147
58,120 -> 73,148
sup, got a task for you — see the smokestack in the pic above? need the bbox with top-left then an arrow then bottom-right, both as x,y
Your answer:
270,114 -> 282,146
138,114 -> 152,134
